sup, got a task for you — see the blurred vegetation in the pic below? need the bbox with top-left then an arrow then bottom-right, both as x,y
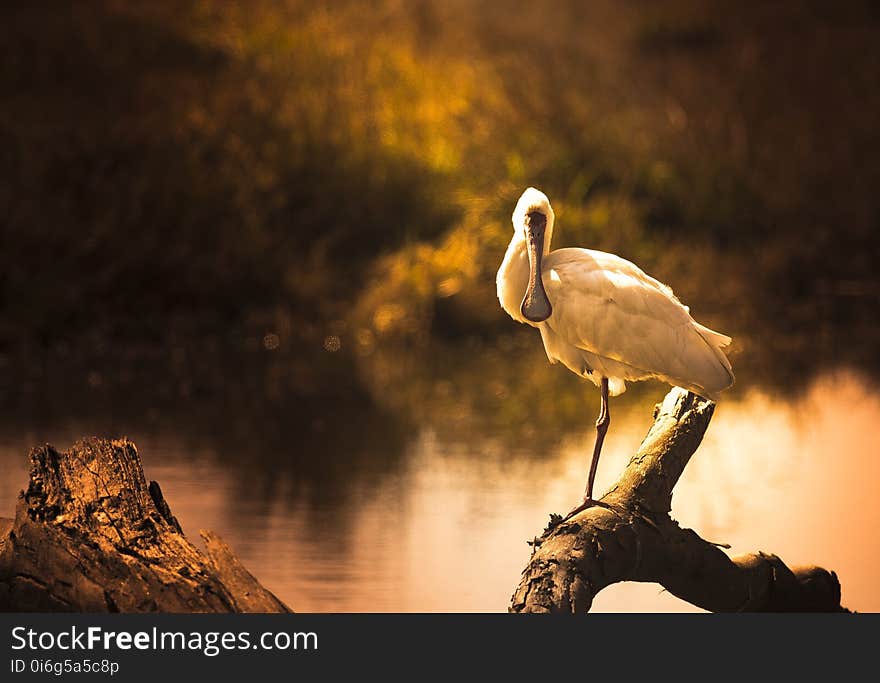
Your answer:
2,0 -> 879,425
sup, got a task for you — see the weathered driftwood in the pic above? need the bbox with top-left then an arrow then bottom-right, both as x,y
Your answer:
0,438 -> 290,612
511,388 -> 846,613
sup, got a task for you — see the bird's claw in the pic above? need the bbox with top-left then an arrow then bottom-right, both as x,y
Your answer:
561,497 -> 599,523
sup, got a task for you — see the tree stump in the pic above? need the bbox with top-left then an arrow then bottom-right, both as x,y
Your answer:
510,388 -> 846,613
0,438 -> 290,612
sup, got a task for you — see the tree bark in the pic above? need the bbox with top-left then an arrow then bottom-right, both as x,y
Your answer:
510,388 -> 846,613
0,438 -> 290,613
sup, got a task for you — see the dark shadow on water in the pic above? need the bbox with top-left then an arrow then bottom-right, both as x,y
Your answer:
0,332 -> 411,535
1,323 -> 879,611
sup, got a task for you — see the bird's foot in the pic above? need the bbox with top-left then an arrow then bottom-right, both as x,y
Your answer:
544,498 -> 610,536
561,497 -> 599,523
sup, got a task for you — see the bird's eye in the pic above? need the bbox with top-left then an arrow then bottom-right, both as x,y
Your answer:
525,211 -> 546,230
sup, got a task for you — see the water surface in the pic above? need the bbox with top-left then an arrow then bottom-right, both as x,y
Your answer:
1,345 -> 876,612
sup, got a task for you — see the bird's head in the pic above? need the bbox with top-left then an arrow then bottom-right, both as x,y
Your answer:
512,187 -> 555,247
513,187 -> 554,323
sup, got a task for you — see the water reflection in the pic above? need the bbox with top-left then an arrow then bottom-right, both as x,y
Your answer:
0,340 -> 878,612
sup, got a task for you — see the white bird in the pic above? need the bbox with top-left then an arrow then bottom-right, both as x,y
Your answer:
497,187 -> 734,517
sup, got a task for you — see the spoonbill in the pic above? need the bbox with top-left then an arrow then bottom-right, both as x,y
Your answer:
497,187 -> 734,516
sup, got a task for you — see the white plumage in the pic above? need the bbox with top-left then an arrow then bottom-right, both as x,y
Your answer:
497,187 -> 733,399
496,187 -> 734,512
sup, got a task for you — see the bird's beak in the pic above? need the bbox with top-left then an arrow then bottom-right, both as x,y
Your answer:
520,211 -> 553,323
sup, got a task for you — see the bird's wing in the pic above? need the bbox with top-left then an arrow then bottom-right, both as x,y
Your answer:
542,249 -> 733,396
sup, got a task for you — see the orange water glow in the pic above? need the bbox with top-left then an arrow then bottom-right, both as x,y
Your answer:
0,371 -> 877,612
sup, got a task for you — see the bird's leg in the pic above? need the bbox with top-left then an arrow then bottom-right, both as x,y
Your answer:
586,377 -> 610,501
562,377 -> 611,521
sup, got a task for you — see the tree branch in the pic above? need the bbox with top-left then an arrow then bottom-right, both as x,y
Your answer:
510,388 -> 846,613
0,438 -> 290,612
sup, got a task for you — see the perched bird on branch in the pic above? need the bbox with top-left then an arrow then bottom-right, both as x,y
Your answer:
497,187 -> 734,518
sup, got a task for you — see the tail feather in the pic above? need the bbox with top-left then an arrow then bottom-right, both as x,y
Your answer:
694,322 -> 732,348
691,323 -> 735,397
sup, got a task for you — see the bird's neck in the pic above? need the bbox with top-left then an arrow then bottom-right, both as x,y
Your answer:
496,235 -> 532,324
